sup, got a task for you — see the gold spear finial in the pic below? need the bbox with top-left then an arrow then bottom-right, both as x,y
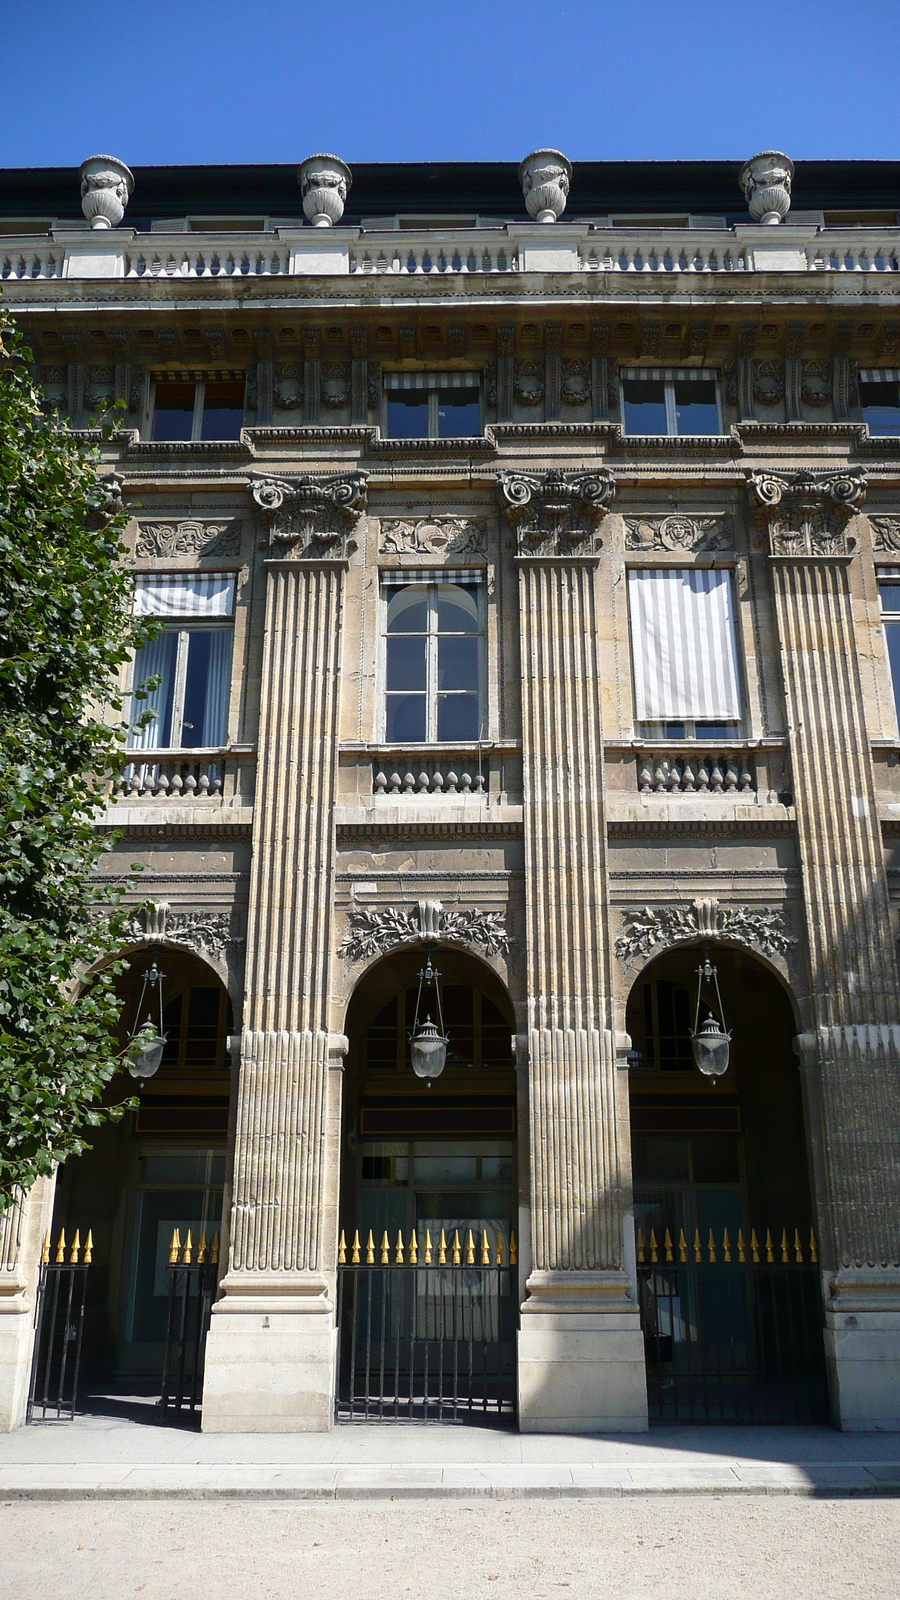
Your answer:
197,1231 -> 208,1265
55,1230 -> 66,1265
664,1229 -> 673,1264
481,1229 -> 490,1266
679,1229 -> 687,1264
182,1229 -> 193,1265
738,1230 -> 746,1264
438,1229 -> 447,1265
707,1229 -> 716,1264
794,1228 -> 803,1264
69,1230 -> 81,1265
636,1229 -> 645,1265
338,1230 -> 347,1265
809,1229 -> 818,1264
495,1231 -> 504,1266
751,1229 -> 760,1263
395,1230 -> 404,1265
649,1229 -> 658,1264
693,1228 -> 702,1264
351,1230 -> 360,1265
41,1230 -> 50,1266
781,1229 -> 789,1264
169,1228 -> 181,1265
765,1229 -> 774,1264
452,1230 -> 461,1266
723,1229 -> 731,1264
509,1231 -> 517,1267
366,1230 -> 375,1265
380,1230 -> 389,1265
83,1230 -> 93,1265
424,1229 -> 433,1265
211,1232 -> 220,1266
409,1229 -> 418,1265
465,1230 -> 475,1266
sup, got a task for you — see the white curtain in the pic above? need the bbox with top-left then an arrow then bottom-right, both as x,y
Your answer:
200,631 -> 233,746
628,569 -> 741,721
128,631 -> 176,750
134,574 -> 235,619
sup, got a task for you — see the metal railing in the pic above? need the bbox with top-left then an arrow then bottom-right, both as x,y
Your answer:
336,1226 -> 517,1423
159,1228 -> 219,1419
27,1228 -> 92,1422
636,1224 -> 828,1423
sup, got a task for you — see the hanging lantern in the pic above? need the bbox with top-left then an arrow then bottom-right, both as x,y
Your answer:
127,959 -> 167,1080
408,948 -> 449,1084
690,950 -> 731,1079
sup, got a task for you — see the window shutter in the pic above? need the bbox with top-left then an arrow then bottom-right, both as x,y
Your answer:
628,568 -> 741,720
134,574 -> 235,618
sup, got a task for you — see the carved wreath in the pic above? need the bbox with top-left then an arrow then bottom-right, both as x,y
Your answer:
615,898 -> 795,971
339,903 -> 509,963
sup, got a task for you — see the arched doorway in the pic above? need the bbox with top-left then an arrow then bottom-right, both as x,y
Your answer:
338,943 -> 517,1422
625,941 -> 828,1423
48,942 -> 234,1407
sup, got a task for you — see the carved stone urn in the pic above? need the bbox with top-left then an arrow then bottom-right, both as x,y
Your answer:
79,154 -> 134,229
297,153 -> 352,226
738,150 -> 794,225
518,148 -> 572,223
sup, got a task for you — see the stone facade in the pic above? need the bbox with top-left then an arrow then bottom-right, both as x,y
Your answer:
4,151 -> 900,1431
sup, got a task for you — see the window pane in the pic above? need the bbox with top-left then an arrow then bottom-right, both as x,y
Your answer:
436,389 -> 480,437
200,380 -> 245,441
386,635 -> 426,691
885,623 -> 900,725
386,585 -> 428,633
435,584 -> 479,633
386,693 -> 427,742
387,395 -> 429,438
880,583 -> 900,614
129,630 -> 177,747
437,692 -> 480,741
438,635 -> 479,691
664,722 -> 686,740
622,379 -> 667,435
861,380 -> 900,435
695,722 -> 734,741
673,380 -> 719,436
152,382 -> 195,441
181,629 -> 232,748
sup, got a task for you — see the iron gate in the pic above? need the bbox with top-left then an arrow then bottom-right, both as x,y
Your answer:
336,1226 -> 517,1422
637,1223 -> 829,1422
27,1229 -> 91,1422
159,1227 -> 219,1418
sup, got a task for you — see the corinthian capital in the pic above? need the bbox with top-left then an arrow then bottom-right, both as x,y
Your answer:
747,468 -> 866,559
250,471 -> 367,558
497,467 -> 614,557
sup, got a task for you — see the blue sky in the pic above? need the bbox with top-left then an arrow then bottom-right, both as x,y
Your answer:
3,1 -> 899,167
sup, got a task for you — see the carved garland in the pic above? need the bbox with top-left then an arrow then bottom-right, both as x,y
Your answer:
135,520 -> 242,558
624,514 -> 734,553
339,899 -> 509,963
379,516 -> 487,559
615,897 -> 795,970
121,903 -> 238,966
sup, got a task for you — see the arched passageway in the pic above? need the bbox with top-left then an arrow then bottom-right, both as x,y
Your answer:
48,943 -> 233,1401
337,943 -> 518,1421
625,942 -> 828,1423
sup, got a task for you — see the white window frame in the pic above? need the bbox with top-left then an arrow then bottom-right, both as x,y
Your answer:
379,571 -> 486,744
128,576 -> 236,752
382,371 -> 482,440
619,368 -> 723,437
149,375 -> 246,442
877,566 -> 900,736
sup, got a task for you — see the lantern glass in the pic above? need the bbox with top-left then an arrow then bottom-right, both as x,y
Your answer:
691,1015 -> 731,1079
410,1016 -> 447,1081
130,1021 -> 166,1080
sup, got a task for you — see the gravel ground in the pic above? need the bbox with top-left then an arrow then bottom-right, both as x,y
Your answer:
2,1496 -> 899,1600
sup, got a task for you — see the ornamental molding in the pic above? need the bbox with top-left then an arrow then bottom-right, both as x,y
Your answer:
379,516 -> 487,559
868,515 -> 900,553
623,513 -> 734,553
135,519 -> 242,558
560,359 -> 590,406
121,902 -> 240,966
339,898 -> 509,963
250,471 -> 367,558
747,469 -> 866,559
753,360 -> 785,406
497,467 -> 615,558
514,360 -> 545,406
615,897 -> 795,970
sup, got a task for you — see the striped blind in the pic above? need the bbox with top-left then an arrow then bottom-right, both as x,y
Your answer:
381,569 -> 485,586
619,368 -> 718,384
628,568 -> 741,720
384,371 -> 481,391
134,574 -> 235,618
859,369 -> 900,384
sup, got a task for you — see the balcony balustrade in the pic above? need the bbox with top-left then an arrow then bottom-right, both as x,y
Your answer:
112,748 -> 255,807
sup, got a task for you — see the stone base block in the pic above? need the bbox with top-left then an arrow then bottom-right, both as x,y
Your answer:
0,1300 -> 35,1433
517,1271 -> 648,1433
201,1273 -> 336,1433
825,1300 -> 900,1430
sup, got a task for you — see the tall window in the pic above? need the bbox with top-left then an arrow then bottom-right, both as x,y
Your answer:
879,572 -> 900,726
382,574 -> 484,742
859,371 -> 900,436
151,378 -> 245,441
620,371 -> 721,437
129,575 -> 234,751
628,568 -> 742,738
384,373 -> 481,439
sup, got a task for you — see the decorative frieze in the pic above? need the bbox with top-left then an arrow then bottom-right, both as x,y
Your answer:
514,361 -> 545,406
339,898 -> 509,963
561,359 -> 590,406
273,362 -> 304,410
747,469 -> 867,559
121,901 -> 238,966
868,516 -> 900,553
379,516 -> 487,559
623,514 -> 734,553
250,472 -> 367,558
615,897 -> 795,970
801,360 -> 832,407
498,467 -> 615,558
753,360 -> 785,406
135,519 -> 242,558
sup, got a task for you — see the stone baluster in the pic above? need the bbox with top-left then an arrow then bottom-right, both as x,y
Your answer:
499,467 -> 646,1432
750,467 -> 900,1428
203,471 -> 366,1432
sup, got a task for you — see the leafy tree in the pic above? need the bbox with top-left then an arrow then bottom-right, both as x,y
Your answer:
0,306 -> 150,1212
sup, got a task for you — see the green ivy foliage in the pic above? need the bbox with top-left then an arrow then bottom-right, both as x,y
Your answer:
0,307 -> 151,1212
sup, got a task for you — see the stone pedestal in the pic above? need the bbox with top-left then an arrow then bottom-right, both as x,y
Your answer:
202,1274 -> 335,1432
518,1272 -> 646,1433
824,1277 -> 900,1431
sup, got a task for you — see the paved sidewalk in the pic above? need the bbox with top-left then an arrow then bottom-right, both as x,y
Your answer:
3,1396 -> 900,1497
